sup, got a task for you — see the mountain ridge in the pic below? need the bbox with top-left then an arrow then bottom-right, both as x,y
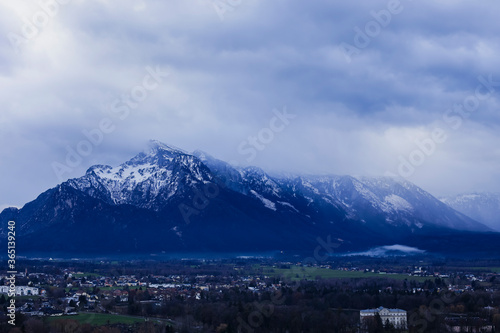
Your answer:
441,192 -> 500,232
0,140 -> 497,257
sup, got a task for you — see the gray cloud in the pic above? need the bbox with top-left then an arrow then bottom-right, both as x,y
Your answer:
1,0 -> 500,208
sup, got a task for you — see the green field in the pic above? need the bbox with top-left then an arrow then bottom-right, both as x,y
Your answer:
47,313 -> 146,326
64,285 -> 143,293
264,267 -> 429,282
436,266 -> 500,273
15,295 -> 43,300
72,272 -> 103,278
466,267 -> 500,273
97,285 -> 143,291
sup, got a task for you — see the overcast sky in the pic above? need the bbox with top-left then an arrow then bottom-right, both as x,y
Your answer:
1,0 -> 500,209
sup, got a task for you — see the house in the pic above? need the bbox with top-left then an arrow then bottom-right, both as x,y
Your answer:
445,317 -> 493,332
360,306 -> 407,329
111,290 -> 129,302
0,286 -> 39,296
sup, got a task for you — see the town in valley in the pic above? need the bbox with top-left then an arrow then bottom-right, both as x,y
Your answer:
1,256 -> 500,332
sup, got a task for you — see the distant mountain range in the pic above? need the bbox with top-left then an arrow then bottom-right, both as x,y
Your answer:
1,140 -> 498,257
441,193 -> 500,232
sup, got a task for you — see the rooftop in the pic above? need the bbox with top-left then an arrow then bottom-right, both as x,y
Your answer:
361,306 -> 406,314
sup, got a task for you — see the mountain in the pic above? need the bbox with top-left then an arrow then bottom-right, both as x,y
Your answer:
0,140 -> 497,257
441,193 -> 500,232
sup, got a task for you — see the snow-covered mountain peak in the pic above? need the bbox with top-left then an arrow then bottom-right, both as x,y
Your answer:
86,164 -> 113,175
354,175 -> 411,189
65,141 -> 215,210
53,140 -> 493,232
148,139 -> 186,154
241,166 -> 267,177
123,140 -> 191,168
441,192 -> 500,231
89,162 -> 158,183
2,140 -> 496,257
383,194 -> 413,212
191,149 -> 211,162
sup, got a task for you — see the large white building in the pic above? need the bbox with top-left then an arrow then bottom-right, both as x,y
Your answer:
0,286 -> 39,296
360,306 -> 407,329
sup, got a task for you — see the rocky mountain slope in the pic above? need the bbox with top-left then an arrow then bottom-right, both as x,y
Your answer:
0,140 -> 496,257
441,193 -> 500,231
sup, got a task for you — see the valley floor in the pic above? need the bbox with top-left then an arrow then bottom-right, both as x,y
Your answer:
1,256 -> 500,332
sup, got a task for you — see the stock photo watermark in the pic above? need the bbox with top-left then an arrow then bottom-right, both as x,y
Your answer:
51,66 -> 169,182
6,221 -> 17,326
6,0 -> 73,54
386,74 -> 500,179
339,0 -> 413,64
408,288 -> 493,333
210,0 -> 244,21
237,235 -> 340,332
178,106 -> 295,224
178,176 -> 226,225
236,107 -> 296,164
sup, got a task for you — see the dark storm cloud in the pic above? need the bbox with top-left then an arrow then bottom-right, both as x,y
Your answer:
1,0 -> 499,208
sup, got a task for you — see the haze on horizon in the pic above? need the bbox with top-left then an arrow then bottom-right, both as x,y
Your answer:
1,0 -> 500,210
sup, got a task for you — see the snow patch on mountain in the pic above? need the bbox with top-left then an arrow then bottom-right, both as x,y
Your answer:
251,190 -> 276,211
278,201 -> 299,212
441,192 -> 500,231
58,140 -> 490,232
384,194 -> 413,212
65,141 -> 214,210
95,163 -> 159,183
171,226 -> 182,238
352,180 -> 380,204
302,180 -> 321,195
